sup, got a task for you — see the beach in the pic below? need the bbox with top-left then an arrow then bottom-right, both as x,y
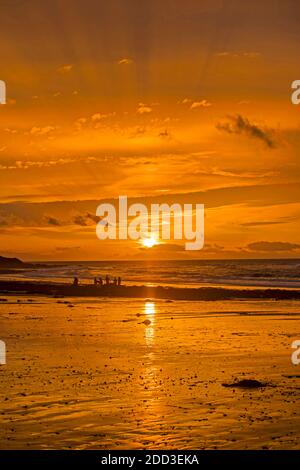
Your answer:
1,0 -> 300,457
0,294 -> 299,449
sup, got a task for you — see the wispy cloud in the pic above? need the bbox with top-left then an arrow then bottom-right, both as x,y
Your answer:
29,126 -> 56,136
247,241 -> 300,252
190,100 -> 212,109
118,58 -> 134,65
158,129 -> 172,140
216,115 -> 277,148
57,64 -> 73,73
0,156 -> 96,171
215,51 -> 261,58
72,213 -> 100,227
91,112 -> 116,122
45,216 -> 61,226
139,243 -> 185,253
178,98 -> 211,108
137,103 -> 152,114
240,217 -> 295,227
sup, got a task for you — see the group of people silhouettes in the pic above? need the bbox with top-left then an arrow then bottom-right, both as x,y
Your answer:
72,275 -> 121,287
94,275 -> 121,287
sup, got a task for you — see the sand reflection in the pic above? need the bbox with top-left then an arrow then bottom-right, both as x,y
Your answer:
144,302 -> 156,347
144,301 -> 156,316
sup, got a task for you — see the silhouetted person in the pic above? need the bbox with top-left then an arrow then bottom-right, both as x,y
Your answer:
93,277 -> 98,286
113,277 -> 117,286
73,276 -> 79,287
117,276 -> 121,286
98,277 -> 103,286
105,275 -> 110,286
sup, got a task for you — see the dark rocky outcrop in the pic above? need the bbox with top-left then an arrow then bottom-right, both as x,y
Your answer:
0,256 -> 24,268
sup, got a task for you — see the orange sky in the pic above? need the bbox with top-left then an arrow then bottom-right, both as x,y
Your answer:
0,0 -> 299,260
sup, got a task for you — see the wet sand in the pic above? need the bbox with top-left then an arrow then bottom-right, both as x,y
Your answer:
1,279 -> 300,301
0,296 -> 300,449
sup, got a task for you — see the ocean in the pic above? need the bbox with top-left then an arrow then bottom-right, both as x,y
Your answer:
2,259 -> 300,289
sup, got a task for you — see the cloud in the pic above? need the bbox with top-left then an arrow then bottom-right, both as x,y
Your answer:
178,98 -> 211,108
243,52 -> 261,58
74,117 -> 87,130
158,129 -> 172,140
130,126 -> 147,138
137,103 -> 152,114
72,212 -> 100,226
30,126 -> 56,136
139,243 -> 184,253
91,113 -> 102,121
118,58 -> 133,65
74,113 -> 116,131
247,241 -> 300,252
0,158 -> 83,170
216,115 -> 277,148
45,216 -> 61,226
72,215 -> 89,226
4,128 -> 18,134
0,182 -> 298,229
178,98 -> 192,104
0,212 -> 24,227
57,64 -> 73,73
86,212 -> 99,223
215,52 -> 261,58
240,218 -> 294,227
190,100 -> 212,109
91,112 -> 116,123
55,246 -> 81,252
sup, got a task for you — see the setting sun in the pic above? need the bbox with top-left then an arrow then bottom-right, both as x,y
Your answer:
141,237 -> 158,248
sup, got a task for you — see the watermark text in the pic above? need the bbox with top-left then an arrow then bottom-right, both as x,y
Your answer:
291,80 -> 300,105
291,340 -> 300,365
0,80 -> 6,104
0,340 -> 6,365
96,196 -> 204,251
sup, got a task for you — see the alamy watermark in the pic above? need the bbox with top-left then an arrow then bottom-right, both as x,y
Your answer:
291,80 -> 300,105
96,196 -> 204,250
0,82 -> 6,363
0,340 -> 6,365
289,83 -> 300,366
0,80 -> 6,104
291,340 -> 300,365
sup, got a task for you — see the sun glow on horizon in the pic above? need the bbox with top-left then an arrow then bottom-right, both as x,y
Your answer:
141,237 -> 158,248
